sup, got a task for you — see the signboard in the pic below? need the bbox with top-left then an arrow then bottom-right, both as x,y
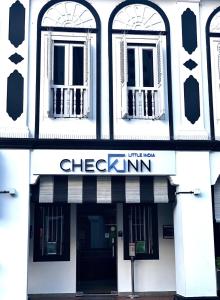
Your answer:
163,225 -> 174,239
129,243 -> 136,257
31,150 -> 176,176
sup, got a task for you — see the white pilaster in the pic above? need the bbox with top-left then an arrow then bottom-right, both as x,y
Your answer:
173,152 -> 216,297
0,0 -> 30,138
174,1 -> 209,140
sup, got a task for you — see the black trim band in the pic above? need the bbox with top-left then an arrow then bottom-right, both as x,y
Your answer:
1,138 -> 220,150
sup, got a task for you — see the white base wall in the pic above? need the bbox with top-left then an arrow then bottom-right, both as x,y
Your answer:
0,150 -> 30,300
117,203 -> 176,293
173,152 -> 217,297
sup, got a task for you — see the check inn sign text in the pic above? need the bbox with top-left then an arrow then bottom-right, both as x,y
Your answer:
60,153 -> 153,174
31,150 -> 176,176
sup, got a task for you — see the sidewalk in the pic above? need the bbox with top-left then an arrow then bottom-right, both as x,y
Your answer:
29,295 -> 174,300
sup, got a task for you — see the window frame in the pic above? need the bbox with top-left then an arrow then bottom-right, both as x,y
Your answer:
40,31 -> 92,119
33,203 -> 70,262
118,35 -> 165,120
108,0 -> 173,139
123,203 -> 159,260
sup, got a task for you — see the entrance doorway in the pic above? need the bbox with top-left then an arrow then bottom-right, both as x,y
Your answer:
76,204 -> 117,294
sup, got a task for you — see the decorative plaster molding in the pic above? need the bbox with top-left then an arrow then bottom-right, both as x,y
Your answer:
42,1 -> 96,28
210,12 -> 220,33
112,4 -> 165,31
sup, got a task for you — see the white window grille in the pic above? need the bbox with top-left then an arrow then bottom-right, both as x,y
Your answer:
40,206 -> 64,256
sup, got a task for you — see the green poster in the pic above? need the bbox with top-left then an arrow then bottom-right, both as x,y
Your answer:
135,241 -> 146,254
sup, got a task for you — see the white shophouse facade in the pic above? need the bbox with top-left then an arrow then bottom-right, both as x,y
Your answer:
0,0 -> 220,300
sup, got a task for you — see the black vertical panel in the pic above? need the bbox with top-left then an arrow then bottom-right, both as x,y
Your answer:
181,8 -> 197,54
143,49 -> 154,87
73,46 -> 84,85
127,48 -> 135,86
146,90 -> 153,117
9,0 -> 25,48
128,90 -> 134,116
140,177 -> 154,203
168,179 -> 176,203
54,89 -> 63,115
53,176 -> 68,202
54,46 -> 65,85
83,176 -> 97,203
75,89 -> 81,115
7,70 -> 24,121
111,176 -> 125,203
184,75 -> 200,124
31,181 -> 40,203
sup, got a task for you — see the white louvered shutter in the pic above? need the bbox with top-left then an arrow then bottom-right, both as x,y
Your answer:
216,42 -> 220,120
215,177 -> 220,222
120,37 -> 128,118
125,177 -> 140,203
155,37 -> 165,119
217,43 -> 220,80
39,176 -> 54,203
83,37 -> 91,117
46,32 -> 54,118
153,177 -> 169,203
97,177 -> 112,203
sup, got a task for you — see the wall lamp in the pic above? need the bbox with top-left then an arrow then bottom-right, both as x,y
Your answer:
175,188 -> 201,196
0,188 -> 17,196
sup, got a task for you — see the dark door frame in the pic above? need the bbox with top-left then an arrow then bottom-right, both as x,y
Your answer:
76,203 -> 118,294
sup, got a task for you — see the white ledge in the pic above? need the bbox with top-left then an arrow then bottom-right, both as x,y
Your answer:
176,0 -> 200,3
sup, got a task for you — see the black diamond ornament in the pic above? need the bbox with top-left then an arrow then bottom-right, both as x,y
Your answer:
9,53 -> 24,64
183,59 -> 198,70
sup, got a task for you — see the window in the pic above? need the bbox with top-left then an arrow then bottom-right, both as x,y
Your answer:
46,34 -> 91,119
120,37 -> 165,120
207,7 -> 220,139
33,203 -> 70,261
123,204 -> 158,260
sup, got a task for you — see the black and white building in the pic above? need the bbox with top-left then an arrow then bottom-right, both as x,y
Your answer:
1,0 -> 220,299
